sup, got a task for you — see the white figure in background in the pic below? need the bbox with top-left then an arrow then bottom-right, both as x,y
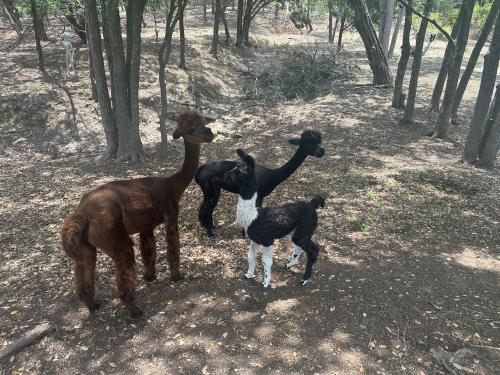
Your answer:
59,32 -> 75,76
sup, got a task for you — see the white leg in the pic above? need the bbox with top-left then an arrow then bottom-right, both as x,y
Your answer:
245,241 -> 259,279
286,244 -> 304,269
262,245 -> 274,288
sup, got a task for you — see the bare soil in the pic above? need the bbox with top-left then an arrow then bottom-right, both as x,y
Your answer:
0,7 -> 499,375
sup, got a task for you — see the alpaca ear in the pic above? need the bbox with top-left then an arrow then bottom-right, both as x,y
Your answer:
289,138 -> 301,145
173,129 -> 182,139
236,148 -> 255,171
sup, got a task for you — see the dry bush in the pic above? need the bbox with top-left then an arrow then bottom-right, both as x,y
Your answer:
249,43 -> 359,101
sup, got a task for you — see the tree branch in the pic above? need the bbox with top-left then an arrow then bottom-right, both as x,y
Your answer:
396,0 -> 455,48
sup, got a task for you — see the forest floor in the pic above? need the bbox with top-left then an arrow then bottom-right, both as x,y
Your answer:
0,7 -> 499,375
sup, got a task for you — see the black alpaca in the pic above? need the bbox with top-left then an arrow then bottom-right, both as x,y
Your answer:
224,149 -> 325,287
195,130 -> 325,237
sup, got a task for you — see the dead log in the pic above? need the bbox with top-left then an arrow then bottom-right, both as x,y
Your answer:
0,322 -> 55,362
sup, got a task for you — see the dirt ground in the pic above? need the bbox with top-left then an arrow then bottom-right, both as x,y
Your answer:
1,6 -> 499,375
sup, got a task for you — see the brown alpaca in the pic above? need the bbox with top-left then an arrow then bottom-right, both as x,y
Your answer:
61,112 -> 214,317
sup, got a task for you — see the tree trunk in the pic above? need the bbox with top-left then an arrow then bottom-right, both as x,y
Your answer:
236,0 -> 244,46
427,4 -> 466,112
477,85 -> 500,167
1,0 -> 21,35
211,0 -> 221,57
392,1 -> 411,108
338,14 -> 346,50
379,0 -> 395,56
84,16 -> 98,101
401,0 -> 433,123
159,0 -> 180,155
203,0 -> 207,22
452,0 -> 500,118
65,4 -> 87,44
350,0 -> 393,85
30,0 -> 45,72
178,0 -> 186,69
432,0 -> 475,139
221,6 -> 230,44
242,0 -> 253,45
84,0 -> 117,156
388,5 -> 403,59
462,12 -> 500,163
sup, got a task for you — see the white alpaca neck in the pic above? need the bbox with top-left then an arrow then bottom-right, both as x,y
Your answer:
236,193 -> 258,231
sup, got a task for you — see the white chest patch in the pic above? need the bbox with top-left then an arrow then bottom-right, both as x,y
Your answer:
236,193 -> 259,231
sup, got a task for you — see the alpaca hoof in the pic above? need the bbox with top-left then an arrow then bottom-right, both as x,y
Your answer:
129,307 -> 144,319
300,279 -> 310,286
244,273 -> 255,279
263,282 -> 270,288
170,270 -> 185,282
88,301 -> 101,312
207,229 -> 215,238
144,273 -> 156,282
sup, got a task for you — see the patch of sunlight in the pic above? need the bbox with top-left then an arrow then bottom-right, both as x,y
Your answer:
265,297 -> 300,315
450,248 -> 500,274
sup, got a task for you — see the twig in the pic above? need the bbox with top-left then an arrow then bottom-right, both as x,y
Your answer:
402,323 -> 408,351
396,0 -> 455,48
0,322 -> 55,362
472,344 -> 500,351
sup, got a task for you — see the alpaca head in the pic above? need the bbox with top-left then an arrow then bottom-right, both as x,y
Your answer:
223,149 -> 257,199
288,130 -> 325,157
173,111 -> 214,144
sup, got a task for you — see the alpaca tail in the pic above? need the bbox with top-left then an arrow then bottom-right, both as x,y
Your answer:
310,195 -> 325,209
61,213 -> 89,261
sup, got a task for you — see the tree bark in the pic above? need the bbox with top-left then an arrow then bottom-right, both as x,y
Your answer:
338,13 -> 346,50
391,1 -> 411,108
159,0 -> 181,154
388,5 -> 403,59
211,0 -> 222,57
477,85 -> 500,167
221,5 -> 230,44
432,0 -> 475,139
203,0 -> 207,22
401,0 -> 433,123
463,12 -> 500,163
236,0 -> 244,46
452,0 -> 500,118
30,0 -> 45,72
178,0 -> 186,69
84,0 -> 117,156
427,4 -> 466,112
350,0 -> 393,85
380,0 -> 395,56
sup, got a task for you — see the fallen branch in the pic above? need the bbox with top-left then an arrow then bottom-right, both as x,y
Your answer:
0,322 -> 55,362
396,0 -> 455,48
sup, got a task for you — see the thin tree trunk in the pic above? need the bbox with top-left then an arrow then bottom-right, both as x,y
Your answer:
452,0 -> 500,118
84,16 -> 98,101
242,0 -> 252,45
211,0 -> 221,57
432,0 -> 475,139
236,0 -> 244,46
392,0 -> 411,108
221,6 -> 230,44
84,0 -> 117,156
351,0 -> 393,85
1,0 -> 21,35
477,85 -> 500,167
388,5 -> 403,59
380,0 -> 395,56
427,4 -> 466,112
338,14 -> 346,50
158,0 -> 179,154
178,0 -> 186,69
402,0 -> 433,123
463,13 -> 500,163
329,6 -> 333,42
203,0 -> 207,22
332,15 -> 339,43
30,0 -> 45,72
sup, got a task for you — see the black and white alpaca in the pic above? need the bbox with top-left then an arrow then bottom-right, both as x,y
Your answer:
224,149 -> 325,287
195,130 -> 325,237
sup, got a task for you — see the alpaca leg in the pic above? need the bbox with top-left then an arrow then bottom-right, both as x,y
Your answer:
286,244 -> 304,269
165,208 -> 184,281
74,245 -> 99,311
198,182 -> 221,237
245,241 -> 259,279
301,242 -> 319,286
113,244 -> 142,318
139,230 -> 156,282
262,245 -> 274,288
